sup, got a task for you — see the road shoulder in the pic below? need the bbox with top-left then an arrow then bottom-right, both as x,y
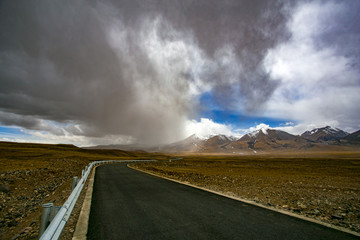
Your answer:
72,166 -> 96,240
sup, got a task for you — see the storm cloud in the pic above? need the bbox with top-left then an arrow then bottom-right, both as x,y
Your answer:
0,0 -> 358,145
0,0 -> 290,144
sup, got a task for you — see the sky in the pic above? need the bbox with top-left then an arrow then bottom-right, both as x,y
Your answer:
0,0 -> 359,146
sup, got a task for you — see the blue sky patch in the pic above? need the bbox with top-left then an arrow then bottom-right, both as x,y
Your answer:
0,126 -> 25,135
198,92 -> 291,129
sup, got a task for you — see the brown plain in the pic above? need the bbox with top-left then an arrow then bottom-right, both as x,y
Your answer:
1,141 -> 360,238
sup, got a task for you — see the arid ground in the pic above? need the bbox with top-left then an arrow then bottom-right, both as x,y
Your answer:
0,142 -> 166,240
1,142 -> 360,239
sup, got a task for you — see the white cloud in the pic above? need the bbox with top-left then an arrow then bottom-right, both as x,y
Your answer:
234,123 -> 271,136
263,1 -> 360,132
248,123 -> 270,132
184,118 -> 242,139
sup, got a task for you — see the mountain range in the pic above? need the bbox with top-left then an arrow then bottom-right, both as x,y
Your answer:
86,126 -> 360,154
301,126 -> 348,142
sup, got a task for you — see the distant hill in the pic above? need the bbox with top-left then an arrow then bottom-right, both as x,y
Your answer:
343,130 -> 360,143
85,143 -> 155,152
158,134 -> 204,153
0,141 -> 165,161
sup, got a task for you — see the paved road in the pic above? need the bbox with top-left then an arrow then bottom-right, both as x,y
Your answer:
88,164 -> 358,240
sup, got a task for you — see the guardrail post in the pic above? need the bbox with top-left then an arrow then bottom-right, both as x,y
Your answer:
49,206 -> 61,221
72,177 -> 79,190
39,203 -> 53,238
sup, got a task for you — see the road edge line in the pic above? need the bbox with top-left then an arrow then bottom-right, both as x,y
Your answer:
128,164 -> 360,237
72,165 -> 97,240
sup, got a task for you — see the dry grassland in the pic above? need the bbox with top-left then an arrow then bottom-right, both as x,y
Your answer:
1,141 -> 359,238
0,142 -> 166,239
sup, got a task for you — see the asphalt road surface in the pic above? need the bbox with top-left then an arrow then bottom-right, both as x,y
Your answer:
87,164 -> 358,240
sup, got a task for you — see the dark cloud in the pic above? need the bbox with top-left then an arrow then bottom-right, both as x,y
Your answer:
0,112 -> 40,130
0,0 -> 292,144
122,0 -> 290,111
311,1 -> 360,70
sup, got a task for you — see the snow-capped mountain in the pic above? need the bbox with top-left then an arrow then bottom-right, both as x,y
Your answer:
161,134 -> 237,153
301,126 -> 349,142
86,126 -> 358,153
199,134 -> 233,152
240,128 -> 296,141
229,128 -> 307,151
207,134 -> 233,144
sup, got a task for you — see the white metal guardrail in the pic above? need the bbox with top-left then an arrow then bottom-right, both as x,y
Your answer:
39,159 -> 156,240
